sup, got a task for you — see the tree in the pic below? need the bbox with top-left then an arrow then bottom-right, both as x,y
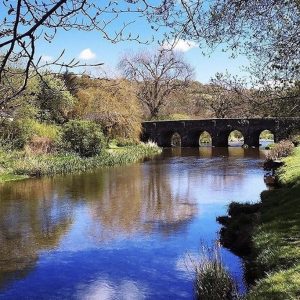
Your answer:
194,73 -> 250,118
156,0 -> 300,86
36,75 -> 77,124
198,72 -> 300,119
119,50 -> 194,119
75,79 -> 142,140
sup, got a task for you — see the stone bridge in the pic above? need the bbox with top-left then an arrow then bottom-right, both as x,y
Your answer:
141,118 -> 300,147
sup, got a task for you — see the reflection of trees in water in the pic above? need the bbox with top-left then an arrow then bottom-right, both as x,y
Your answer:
0,179 -> 73,289
88,163 -> 197,241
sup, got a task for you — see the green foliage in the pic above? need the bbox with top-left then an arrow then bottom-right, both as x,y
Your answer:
61,120 -> 105,157
217,147 -> 300,299
0,142 -> 161,178
28,121 -> 60,140
75,80 -> 142,141
259,130 -> 274,140
0,119 -> 32,149
278,147 -> 300,185
0,119 -> 60,150
113,137 -> 139,147
37,75 -> 77,124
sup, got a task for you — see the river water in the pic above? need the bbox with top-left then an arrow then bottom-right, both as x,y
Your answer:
0,147 -> 268,299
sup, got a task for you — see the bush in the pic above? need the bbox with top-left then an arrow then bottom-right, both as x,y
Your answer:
62,120 -> 105,157
0,119 -> 30,149
0,119 -> 60,150
266,140 -> 294,161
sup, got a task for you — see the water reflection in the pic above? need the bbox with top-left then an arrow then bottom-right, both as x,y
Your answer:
0,179 -> 73,288
0,147 -> 268,298
77,279 -> 148,300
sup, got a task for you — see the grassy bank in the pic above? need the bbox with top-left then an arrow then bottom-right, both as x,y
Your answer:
218,147 -> 300,299
247,147 -> 300,299
0,142 -> 161,183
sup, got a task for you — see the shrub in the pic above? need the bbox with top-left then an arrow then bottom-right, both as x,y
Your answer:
0,119 -> 60,150
62,120 -> 105,157
0,119 -> 33,149
266,140 -> 294,161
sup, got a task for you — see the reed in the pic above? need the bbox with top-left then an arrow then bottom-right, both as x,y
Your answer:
190,244 -> 240,300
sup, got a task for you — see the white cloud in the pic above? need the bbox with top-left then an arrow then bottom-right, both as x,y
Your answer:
163,39 -> 198,52
40,55 -> 53,62
79,48 -> 96,60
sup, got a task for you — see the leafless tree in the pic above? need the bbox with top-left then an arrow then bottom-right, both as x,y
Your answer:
119,49 -> 194,118
193,73 -> 249,118
198,72 -> 300,118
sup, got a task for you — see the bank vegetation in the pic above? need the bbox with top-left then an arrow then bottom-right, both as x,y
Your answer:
217,146 -> 300,300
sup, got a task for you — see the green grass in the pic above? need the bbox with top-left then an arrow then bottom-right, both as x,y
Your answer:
278,147 -> 300,185
0,173 -> 29,183
0,142 -> 161,180
246,147 -> 300,299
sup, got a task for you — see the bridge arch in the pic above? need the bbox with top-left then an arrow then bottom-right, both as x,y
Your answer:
199,131 -> 212,146
259,129 -> 274,146
228,130 -> 245,147
159,130 -> 184,147
245,129 -> 275,147
171,132 -> 181,147
185,130 -> 213,147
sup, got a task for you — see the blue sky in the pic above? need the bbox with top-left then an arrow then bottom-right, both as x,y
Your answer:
37,29 -> 249,83
0,1 -> 250,83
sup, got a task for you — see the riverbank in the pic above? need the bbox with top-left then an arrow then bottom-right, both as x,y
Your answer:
218,147 -> 300,299
0,142 -> 161,183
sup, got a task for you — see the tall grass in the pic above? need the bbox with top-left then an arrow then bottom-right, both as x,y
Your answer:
191,244 -> 240,300
0,142 -> 161,178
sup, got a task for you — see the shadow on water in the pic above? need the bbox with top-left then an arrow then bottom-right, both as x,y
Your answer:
0,147 -> 268,298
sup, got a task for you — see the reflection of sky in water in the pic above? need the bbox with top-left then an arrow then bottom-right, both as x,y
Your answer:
0,148 -> 268,299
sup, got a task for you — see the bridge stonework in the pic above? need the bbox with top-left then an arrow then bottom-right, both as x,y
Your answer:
141,118 -> 300,147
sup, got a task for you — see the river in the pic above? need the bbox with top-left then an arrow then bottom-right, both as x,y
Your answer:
0,147 -> 268,299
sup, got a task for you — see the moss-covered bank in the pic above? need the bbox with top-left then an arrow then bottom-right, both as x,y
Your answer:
218,147 -> 300,299
0,142 -> 161,183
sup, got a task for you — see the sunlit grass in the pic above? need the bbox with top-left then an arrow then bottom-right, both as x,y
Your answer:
0,142 -> 161,180
246,147 -> 300,299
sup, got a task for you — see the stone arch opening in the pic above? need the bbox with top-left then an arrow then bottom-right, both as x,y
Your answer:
171,132 -> 181,147
259,130 -> 274,147
199,131 -> 212,146
228,130 -> 244,147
